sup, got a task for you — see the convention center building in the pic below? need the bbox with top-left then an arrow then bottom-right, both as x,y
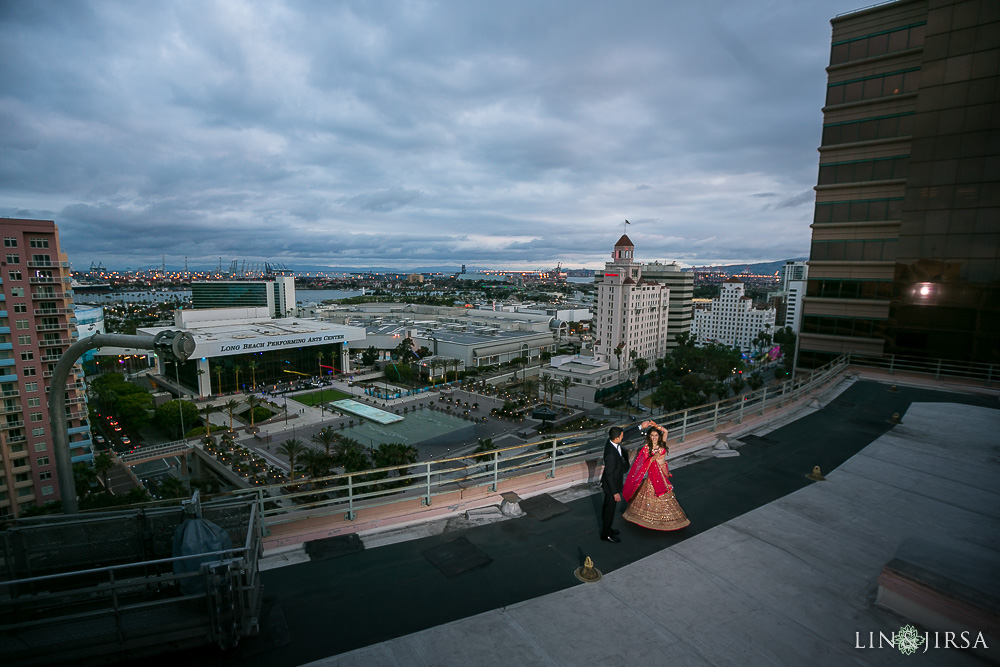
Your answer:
138,307 -> 366,398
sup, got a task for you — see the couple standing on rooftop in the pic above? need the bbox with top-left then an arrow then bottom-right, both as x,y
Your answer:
600,420 -> 689,542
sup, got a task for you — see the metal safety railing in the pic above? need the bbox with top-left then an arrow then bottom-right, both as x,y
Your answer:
0,497 -> 262,664
846,352 -> 995,386
234,354 -> 853,532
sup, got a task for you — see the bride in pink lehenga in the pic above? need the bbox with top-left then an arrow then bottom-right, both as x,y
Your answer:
622,421 -> 690,531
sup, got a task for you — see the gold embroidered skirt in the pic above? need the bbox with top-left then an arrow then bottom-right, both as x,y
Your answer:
623,477 -> 690,531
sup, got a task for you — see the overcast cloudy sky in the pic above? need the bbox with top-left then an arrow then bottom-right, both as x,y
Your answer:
1,0 -> 866,271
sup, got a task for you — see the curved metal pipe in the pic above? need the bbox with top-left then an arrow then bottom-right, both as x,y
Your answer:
51,331 -> 195,514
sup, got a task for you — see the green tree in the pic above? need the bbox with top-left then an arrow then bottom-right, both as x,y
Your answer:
393,336 -> 415,361
73,461 -> 98,498
559,376 -> 574,410
522,379 -> 538,403
361,346 -> 379,366
247,360 -> 259,390
245,395 -> 263,429
384,361 -> 413,384
542,376 -> 559,407
372,442 -> 418,479
277,438 -> 307,481
298,448 -> 334,480
93,452 -> 114,494
155,400 -> 199,439
190,475 -> 221,495
633,356 -> 649,382
201,403 -> 216,438
339,447 -> 370,474
310,427 -> 338,456
224,398 -> 241,431
473,437 -> 495,463
773,326 -> 797,364
651,381 -> 689,413
233,364 -> 243,392
91,373 -> 152,428
158,476 -> 188,499
747,371 -> 765,391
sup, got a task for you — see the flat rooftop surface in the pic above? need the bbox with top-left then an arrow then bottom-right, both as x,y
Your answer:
132,380 -> 999,666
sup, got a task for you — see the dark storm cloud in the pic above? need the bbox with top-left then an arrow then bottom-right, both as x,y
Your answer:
0,0 -> 864,270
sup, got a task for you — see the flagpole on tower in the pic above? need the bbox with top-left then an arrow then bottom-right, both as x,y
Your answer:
623,219 -> 630,235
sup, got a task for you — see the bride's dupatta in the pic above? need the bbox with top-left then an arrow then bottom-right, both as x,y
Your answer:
622,444 -> 673,501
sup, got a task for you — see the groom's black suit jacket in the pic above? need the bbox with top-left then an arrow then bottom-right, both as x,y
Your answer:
600,424 -> 645,496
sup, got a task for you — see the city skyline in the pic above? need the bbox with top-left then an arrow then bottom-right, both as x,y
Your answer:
3,0 -> 866,270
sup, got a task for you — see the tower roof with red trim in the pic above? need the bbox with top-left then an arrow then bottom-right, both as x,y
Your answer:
614,234 -> 634,248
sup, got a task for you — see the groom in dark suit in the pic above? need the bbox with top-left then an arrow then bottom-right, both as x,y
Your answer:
600,421 -> 651,542
600,426 -> 630,542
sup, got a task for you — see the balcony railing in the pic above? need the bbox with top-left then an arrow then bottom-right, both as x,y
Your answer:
31,291 -> 69,300
33,307 -> 72,316
39,338 -> 71,347
36,323 -> 69,332
1,420 -> 24,429
65,410 -> 87,421
28,276 -> 71,285
26,260 -> 70,268
0,405 -> 21,415
1,390 -> 20,398
6,435 -> 26,444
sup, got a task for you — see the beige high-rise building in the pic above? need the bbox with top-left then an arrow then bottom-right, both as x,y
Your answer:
691,277 -> 777,352
594,235 -> 669,370
0,219 -> 88,519
799,0 -> 999,369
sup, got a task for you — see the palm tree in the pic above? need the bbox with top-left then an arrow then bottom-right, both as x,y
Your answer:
633,356 -> 649,407
93,452 -> 114,494
509,357 -> 524,383
233,364 -> 243,393
276,438 -> 307,481
522,379 -> 538,404
543,376 -> 560,407
247,360 -> 259,391
473,437 -> 495,463
297,448 -> 333,480
159,476 -> 188,499
245,395 -> 262,429
332,434 -> 364,464
372,442 -> 419,479
613,344 -> 624,381
224,399 -> 240,431
214,366 -> 223,395
310,427 -> 337,457
201,403 -> 215,438
559,376 -> 573,411
430,359 -> 444,387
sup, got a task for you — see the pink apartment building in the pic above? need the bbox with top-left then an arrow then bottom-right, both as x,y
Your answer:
0,219 -> 89,519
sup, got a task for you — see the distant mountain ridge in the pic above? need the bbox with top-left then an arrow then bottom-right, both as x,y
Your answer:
691,258 -> 807,276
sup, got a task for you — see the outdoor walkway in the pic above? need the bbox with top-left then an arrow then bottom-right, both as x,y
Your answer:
137,380 -> 999,666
